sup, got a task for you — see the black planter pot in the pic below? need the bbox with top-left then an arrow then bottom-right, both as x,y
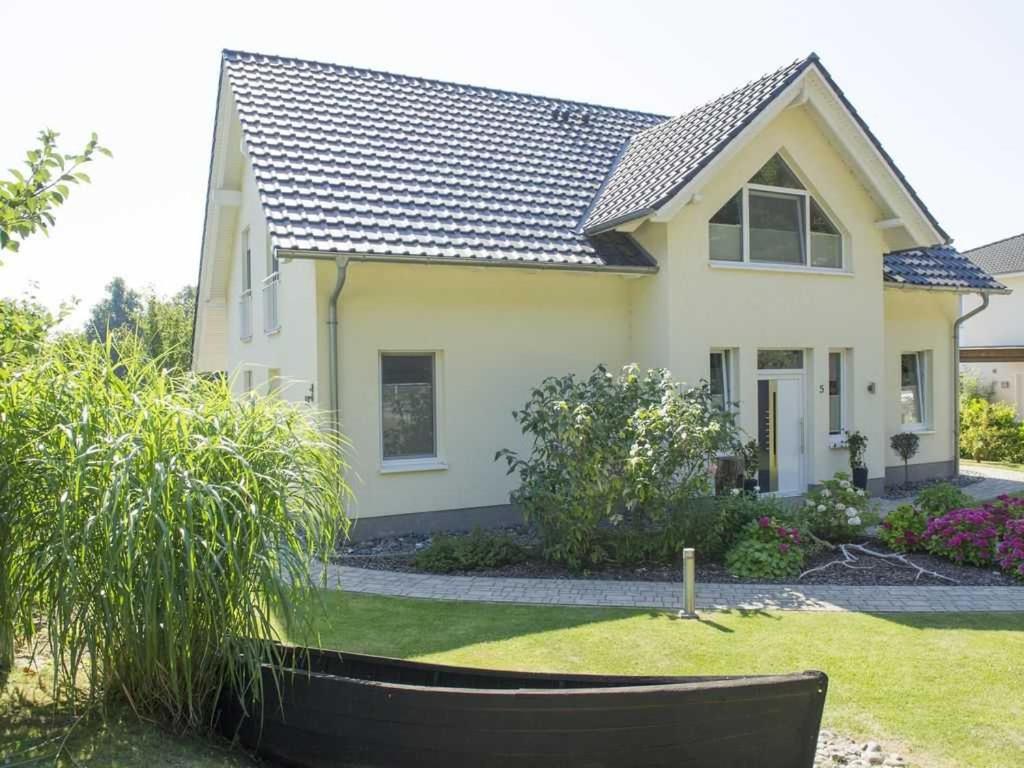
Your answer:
743,479 -> 759,493
852,467 -> 868,491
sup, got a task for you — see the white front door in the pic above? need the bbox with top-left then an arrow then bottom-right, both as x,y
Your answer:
773,377 -> 805,495
757,374 -> 805,495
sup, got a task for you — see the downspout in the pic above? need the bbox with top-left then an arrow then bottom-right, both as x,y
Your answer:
952,292 -> 990,476
327,257 -> 350,437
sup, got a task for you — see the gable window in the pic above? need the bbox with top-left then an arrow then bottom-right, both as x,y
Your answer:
900,352 -> 929,429
828,351 -> 846,436
709,154 -> 844,270
381,353 -> 436,461
709,350 -> 733,410
239,228 -> 253,341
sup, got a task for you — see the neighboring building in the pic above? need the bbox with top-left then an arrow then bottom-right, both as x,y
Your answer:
192,50 -> 1006,537
960,233 -> 1024,415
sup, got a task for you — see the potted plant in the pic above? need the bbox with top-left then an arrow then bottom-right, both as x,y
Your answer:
738,439 -> 760,493
890,431 -> 920,487
845,430 -> 869,491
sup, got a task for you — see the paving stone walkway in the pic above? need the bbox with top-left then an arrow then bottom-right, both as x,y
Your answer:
877,463 -> 1024,514
324,463 -> 1024,613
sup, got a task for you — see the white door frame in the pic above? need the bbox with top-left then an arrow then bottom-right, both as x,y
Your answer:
757,369 -> 808,496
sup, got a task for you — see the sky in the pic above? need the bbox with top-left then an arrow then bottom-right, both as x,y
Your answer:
2,0 -> 1021,326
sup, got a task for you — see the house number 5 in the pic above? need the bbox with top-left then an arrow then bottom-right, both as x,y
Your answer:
818,384 -> 826,394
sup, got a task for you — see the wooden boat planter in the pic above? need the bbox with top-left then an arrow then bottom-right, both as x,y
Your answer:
217,645 -> 828,768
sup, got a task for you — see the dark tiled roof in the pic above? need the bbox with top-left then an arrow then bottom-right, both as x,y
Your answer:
963,233 -> 1024,275
883,246 -> 1008,292
223,50 -> 665,270
583,56 -> 815,233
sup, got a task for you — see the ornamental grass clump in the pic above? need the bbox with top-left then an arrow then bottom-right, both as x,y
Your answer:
0,336 -> 350,731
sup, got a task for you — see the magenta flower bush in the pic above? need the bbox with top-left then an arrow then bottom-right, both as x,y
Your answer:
996,518 -> 1024,580
922,495 -> 1024,569
725,516 -> 805,579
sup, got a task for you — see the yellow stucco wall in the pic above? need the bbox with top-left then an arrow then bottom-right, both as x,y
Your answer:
323,261 -> 634,519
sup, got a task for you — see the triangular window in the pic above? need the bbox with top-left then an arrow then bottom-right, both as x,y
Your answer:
708,153 -> 844,269
749,154 -> 804,189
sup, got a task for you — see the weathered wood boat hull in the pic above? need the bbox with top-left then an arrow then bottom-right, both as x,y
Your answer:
218,646 -> 828,768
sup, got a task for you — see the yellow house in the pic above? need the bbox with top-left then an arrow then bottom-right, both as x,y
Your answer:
192,50 -> 1007,537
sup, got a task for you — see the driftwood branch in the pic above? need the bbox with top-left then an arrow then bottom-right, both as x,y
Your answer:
799,543 -> 959,584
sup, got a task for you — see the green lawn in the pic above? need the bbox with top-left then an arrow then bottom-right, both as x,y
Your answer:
286,592 -> 1023,768
4,595 -> 1022,767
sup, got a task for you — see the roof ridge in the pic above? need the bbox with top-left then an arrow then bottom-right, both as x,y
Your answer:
962,231 -> 1024,254
222,48 -> 668,122
628,53 -> 817,141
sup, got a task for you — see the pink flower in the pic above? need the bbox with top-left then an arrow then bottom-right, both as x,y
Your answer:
779,542 -> 790,554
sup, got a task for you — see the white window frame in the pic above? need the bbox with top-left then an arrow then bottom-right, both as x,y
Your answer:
378,351 -> 447,474
709,348 -> 735,412
900,351 -> 930,431
242,369 -> 254,395
827,350 -> 848,445
709,159 -> 845,271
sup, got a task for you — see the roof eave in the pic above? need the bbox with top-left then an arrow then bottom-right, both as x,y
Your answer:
276,247 -> 660,275
883,280 -> 1011,296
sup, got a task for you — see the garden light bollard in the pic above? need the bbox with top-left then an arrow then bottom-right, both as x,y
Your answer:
678,548 -> 698,619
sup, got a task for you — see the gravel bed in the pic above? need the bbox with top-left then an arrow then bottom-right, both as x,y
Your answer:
335,527 -> 1021,587
816,732 -> 908,767
880,472 -> 982,500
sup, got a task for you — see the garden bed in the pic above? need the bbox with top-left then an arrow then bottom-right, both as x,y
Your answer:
334,527 -> 1022,587
880,472 -> 983,500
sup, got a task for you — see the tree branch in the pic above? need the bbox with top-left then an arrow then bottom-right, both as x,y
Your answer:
799,543 -> 959,584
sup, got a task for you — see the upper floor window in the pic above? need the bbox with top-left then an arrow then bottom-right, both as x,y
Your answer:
709,154 -> 843,269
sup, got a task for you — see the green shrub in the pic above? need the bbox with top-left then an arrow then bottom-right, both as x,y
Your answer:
414,529 -> 528,573
960,398 -> 1024,463
801,473 -> 877,542
725,516 -> 806,580
496,365 -> 740,569
0,337 -> 350,730
915,483 -> 973,517
879,504 -> 928,553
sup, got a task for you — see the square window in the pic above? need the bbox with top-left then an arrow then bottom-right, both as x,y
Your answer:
749,190 -> 806,265
381,354 -> 436,460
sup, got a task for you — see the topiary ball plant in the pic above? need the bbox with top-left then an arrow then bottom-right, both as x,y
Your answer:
890,432 -> 920,486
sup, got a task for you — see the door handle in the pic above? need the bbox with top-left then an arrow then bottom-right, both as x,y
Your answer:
799,418 -> 805,454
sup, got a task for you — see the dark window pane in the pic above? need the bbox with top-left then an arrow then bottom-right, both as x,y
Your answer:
757,349 -> 804,370
709,192 -> 743,262
900,353 -> 922,425
709,352 -> 726,410
810,198 -> 842,268
749,191 -> 805,264
749,154 -> 804,189
381,355 -> 435,459
828,352 -> 842,434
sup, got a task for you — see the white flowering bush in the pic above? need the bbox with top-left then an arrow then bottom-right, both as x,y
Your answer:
802,472 -> 877,541
496,365 -> 740,568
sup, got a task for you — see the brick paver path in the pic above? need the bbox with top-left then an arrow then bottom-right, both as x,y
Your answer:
324,463 -> 1024,613
319,563 -> 1024,612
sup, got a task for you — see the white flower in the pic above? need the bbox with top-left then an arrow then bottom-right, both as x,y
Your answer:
856,489 -> 866,497
805,499 -> 814,507
817,504 -> 826,513
840,480 -> 851,489
849,516 -> 862,526
821,488 -> 831,498
753,486 -> 760,492
846,506 -> 858,517
731,487 -> 741,496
